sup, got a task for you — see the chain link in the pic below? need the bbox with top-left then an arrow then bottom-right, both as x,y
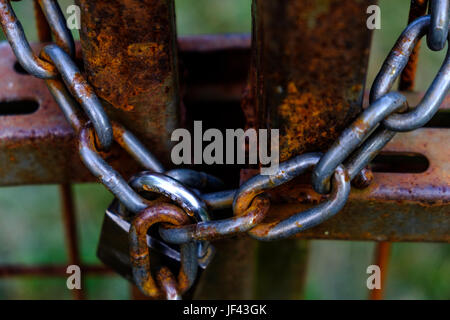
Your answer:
429,0 -> 449,50
129,203 -> 197,298
0,0 -> 56,77
1,0 -> 449,299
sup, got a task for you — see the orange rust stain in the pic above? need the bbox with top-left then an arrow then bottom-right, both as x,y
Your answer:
76,0 -> 179,165
77,0 -> 178,113
254,0 -> 371,161
353,117 -> 370,134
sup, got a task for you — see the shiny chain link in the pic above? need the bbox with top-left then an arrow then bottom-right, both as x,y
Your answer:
1,0 -> 449,298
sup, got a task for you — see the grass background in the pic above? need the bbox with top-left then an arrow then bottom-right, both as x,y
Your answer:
0,0 -> 448,299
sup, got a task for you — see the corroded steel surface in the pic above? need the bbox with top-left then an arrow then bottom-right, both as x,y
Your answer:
369,242 -> 391,300
252,0 -> 375,161
252,93 -> 450,242
0,42 -> 142,184
76,0 -> 179,165
0,42 -> 92,185
0,37 -> 447,241
0,37 -> 248,185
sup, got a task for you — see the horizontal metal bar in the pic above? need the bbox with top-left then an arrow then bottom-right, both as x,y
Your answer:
0,35 -> 447,242
0,35 -> 250,185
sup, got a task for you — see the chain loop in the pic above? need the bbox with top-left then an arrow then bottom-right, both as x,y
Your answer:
112,123 -> 165,174
428,0 -> 449,51
129,203 -> 198,298
312,93 -> 407,195
344,127 -> 396,180
42,45 -> 114,149
371,15 -> 450,132
38,0 -> 75,56
79,124 -> 154,214
45,79 -> 85,132
156,267 -> 182,300
201,190 -> 236,210
165,169 -> 225,191
233,153 -> 322,214
129,172 -> 210,222
249,165 -> 350,241
0,0 -> 57,78
159,195 -> 270,244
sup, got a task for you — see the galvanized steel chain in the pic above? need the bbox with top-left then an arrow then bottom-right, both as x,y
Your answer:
160,11 -> 450,243
1,0 -> 449,298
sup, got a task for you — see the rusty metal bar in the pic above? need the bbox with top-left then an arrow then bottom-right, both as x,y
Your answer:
59,184 -> 84,300
369,242 -> 391,300
0,37 -> 447,241
75,0 -> 180,166
241,0 -> 376,299
0,42 -> 147,185
252,0 -> 374,160
0,35 -> 250,185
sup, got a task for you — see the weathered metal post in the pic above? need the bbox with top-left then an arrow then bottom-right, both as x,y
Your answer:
195,0 -> 376,300
76,0 -> 180,165
76,0 -> 180,299
253,0 -> 373,159
249,0 -> 375,298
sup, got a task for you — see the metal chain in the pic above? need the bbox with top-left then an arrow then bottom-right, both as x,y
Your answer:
161,13 -> 449,244
1,0 -> 448,298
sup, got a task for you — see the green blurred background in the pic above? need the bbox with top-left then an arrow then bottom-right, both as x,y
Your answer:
0,0 -> 448,299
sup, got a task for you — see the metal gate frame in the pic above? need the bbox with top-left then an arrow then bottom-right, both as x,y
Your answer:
0,0 -> 447,300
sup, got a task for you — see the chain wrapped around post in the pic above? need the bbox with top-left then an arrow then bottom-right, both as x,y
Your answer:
0,0 -> 448,299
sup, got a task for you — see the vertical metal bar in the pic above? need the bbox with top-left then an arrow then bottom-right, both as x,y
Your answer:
76,0 -> 180,299
76,0 -> 180,166
254,240 -> 309,299
250,0 -> 375,299
369,242 -> 391,300
60,184 -> 85,300
194,238 -> 258,299
253,0 -> 374,160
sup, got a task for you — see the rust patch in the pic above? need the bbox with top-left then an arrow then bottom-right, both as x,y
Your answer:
253,0 -> 374,161
76,0 -> 180,165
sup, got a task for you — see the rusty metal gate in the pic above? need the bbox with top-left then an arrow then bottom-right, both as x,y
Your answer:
0,0 -> 448,300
